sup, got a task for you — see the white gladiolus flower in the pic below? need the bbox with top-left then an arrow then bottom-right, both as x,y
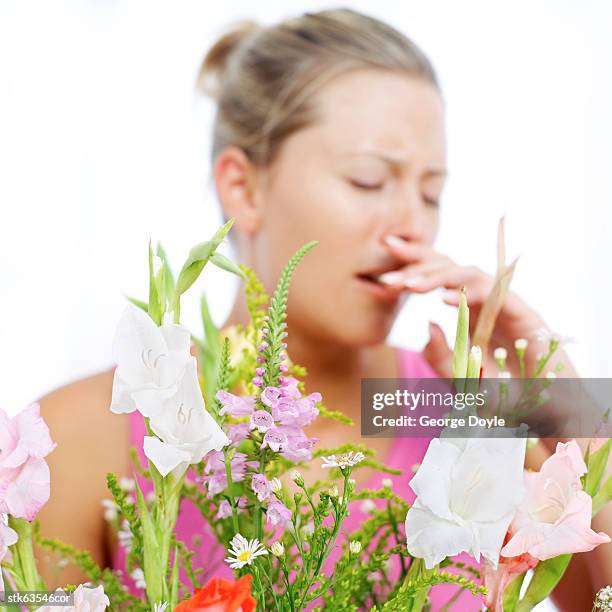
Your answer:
140,358 -> 229,478
224,533 -> 268,569
321,451 -> 365,469
110,304 -> 192,416
405,436 -> 527,569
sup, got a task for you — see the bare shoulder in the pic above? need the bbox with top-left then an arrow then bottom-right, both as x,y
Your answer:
35,369 -> 131,587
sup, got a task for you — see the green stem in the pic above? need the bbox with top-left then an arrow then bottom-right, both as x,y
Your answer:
7,517 -> 45,592
223,450 -> 240,535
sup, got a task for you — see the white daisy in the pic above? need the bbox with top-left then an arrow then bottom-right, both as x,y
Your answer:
224,533 -> 268,569
535,327 -> 575,348
321,451 -> 365,469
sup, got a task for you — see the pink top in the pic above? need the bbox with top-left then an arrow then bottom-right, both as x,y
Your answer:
113,349 -> 483,611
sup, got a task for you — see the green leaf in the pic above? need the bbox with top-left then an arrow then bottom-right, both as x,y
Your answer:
126,296 -> 149,312
502,572 -> 526,610
211,252 -> 247,280
148,240 -> 163,325
592,474 -> 612,516
169,545 -> 180,610
585,439 -> 611,497
452,289 -> 470,380
156,242 -> 175,297
516,554 -> 571,611
174,219 -> 235,298
135,481 -> 163,607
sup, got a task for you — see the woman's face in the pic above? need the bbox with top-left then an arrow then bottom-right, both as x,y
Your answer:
247,69 -> 447,347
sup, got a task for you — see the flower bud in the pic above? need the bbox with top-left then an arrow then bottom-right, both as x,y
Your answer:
270,541 -> 285,557
381,478 -> 393,489
271,477 -> 282,493
328,485 -> 339,498
349,540 -> 362,555
290,470 -> 304,487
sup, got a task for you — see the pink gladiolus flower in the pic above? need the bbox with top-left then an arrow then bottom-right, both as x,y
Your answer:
484,531 -> 539,611
0,404 -> 56,520
266,500 -> 292,527
216,391 -> 256,417
501,440 -> 611,561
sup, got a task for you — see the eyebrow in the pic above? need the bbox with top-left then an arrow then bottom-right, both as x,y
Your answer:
341,151 -> 447,178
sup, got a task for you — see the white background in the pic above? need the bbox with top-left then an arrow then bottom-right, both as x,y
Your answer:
2,3 -> 611,608
1,1 -> 611,405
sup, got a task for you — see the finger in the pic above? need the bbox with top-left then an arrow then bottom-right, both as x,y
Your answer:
378,260 -> 450,287
423,321 -> 453,377
396,267 -> 475,294
383,236 -> 437,264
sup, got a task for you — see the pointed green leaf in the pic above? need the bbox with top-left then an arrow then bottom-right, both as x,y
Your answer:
156,242 -> 175,297
516,554 -> 571,611
174,219 -> 235,298
126,296 -> 149,312
210,252 -> 247,280
585,439 -> 611,497
593,474 -> 612,516
148,240 -> 163,325
453,289 -> 470,380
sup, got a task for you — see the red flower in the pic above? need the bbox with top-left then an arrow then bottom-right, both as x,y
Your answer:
174,575 -> 256,612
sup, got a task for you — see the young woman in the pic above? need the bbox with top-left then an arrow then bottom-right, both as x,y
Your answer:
36,8 -> 610,609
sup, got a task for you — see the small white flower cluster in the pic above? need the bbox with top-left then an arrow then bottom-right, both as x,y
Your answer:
321,451 -> 365,469
594,586 -> 612,611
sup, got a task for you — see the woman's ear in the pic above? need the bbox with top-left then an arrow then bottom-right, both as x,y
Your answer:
213,146 -> 263,234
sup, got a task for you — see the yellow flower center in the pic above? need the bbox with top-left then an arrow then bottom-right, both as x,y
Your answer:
238,551 -> 252,562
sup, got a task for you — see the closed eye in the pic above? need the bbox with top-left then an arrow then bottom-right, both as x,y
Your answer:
349,179 -> 384,191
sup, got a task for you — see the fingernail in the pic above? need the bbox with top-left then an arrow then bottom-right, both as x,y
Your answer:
403,276 -> 425,288
384,235 -> 406,248
377,271 -> 404,285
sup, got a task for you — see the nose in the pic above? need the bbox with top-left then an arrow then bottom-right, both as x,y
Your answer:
386,186 -> 427,244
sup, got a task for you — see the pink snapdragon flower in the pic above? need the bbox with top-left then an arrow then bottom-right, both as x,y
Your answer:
501,440 -> 610,561
251,473 -> 272,502
266,499 -> 292,528
215,497 -> 247,520
202,451 -> 257,498
216,391 -> 256,417
280,427 -> 319,463
227,422 -> 250,444
0,404 -> 56,520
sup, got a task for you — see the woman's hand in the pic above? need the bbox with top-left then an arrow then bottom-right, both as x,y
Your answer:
380,236 -> 575,377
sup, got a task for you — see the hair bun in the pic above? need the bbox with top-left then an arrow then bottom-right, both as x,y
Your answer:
198,20 -> 261,100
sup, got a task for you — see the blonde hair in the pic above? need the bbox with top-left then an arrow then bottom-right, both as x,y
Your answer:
198,8 -> 439,166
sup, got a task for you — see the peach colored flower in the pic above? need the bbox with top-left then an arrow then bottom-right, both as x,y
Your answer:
501,440 -> 610,561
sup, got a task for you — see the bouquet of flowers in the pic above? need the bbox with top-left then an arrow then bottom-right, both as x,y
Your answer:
1,220 -> 610,611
